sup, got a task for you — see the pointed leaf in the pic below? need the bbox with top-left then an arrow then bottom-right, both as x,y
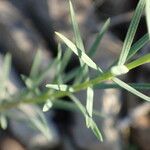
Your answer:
113,78 -> 150,101
146,0 -> 150,37
69,0 -> 85,51
30,50 -> 42,79
55,32 -> 102,72
88,18 -> 110,57
86,87 -> 94,127
118,0 -> 146,65
43,99 -> 53,112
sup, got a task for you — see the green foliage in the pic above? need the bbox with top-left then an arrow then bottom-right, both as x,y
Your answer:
0,0 -> 150,142
118,0 -> 146,65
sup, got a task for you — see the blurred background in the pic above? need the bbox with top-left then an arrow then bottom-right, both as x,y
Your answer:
0,0 -> 150,150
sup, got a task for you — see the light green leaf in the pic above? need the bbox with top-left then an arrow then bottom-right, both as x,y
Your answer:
69,0 -> 85,51
86,87 -> 94,128
3,54 -> 11,81
109,33 -> 150,69
30,50 -> 42,79
55,32 -> 102,72
61,0 -> 96,130
0,53 -> 11,87
118,0 -> 146,65
35,59 -> 57,86
0,53 -> 11,98
63,66 -> 83,83
0,114 -> 7,130
20,106 -> 51,140
127,33 -> 150,60
94,83 -> 150,90
43,99 -> 53,112
90,119 -> 103,142
146,0 -> 150,37
69,94 -> 103,141
113,78 -> 150,101
55,44 -> 63,83
69,0 -> 90,83
60,47 -> 73,73
52,100 -> 106,118
46,84 -> 74,92
56,31 -> 150,102
127,53 -> 150,70
69,94 -> 87,116
88,18 -> 110,57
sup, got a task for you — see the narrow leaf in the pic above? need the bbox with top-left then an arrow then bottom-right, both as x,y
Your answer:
46,84 -> 74,92
86,87 -> 94,128
60,47 -> 73,73
0,53 -> 11,97
90,119 -> 103,141
55,32 -> 102,72
113,78 -> 150,101
128,33 -> 150,59
146,0 -> 150,37
30,50 -> 42,79
94,83 -> 150,90
69,0 -> 85,51
56,31 -> 150,102
118,0 -> 146,65
88,18 -> 110,57
69,94 -> 103,141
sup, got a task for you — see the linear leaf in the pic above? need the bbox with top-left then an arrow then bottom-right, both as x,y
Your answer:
69,94 -> 87,116
146,0 -> 150,37
127,53 -> 150,70
118,0 -> 146,65
63,66 -> 83,83
52,100 -> 106,118
55,32 -> 102,72
46,84 -> 74,92
69,0 -> 94,127
90,119 -> 103,142
69,0 -> 85,51
55,44 -> 63,83
20,106 -> 51,140
127,33 -> 150,59
56,31 -> 150,101
109,33 -> 150,69
0,53 -> 11,98
35,59 -> 57,86
113,78 -> 150,101
86,87 -> 94,128
88,18 -> 110,57
69,95 -> 103,141
34,48 -> 63,87
69,0 -> 89,83
60,47 -> 73,73
3,54 -> 11,81
94,83 -> 150,90
30,50 -> 42,79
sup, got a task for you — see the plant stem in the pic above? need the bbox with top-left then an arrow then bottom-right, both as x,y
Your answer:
0,53 -> 149,112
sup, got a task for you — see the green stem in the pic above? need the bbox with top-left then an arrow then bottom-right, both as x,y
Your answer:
0,53 -> 150,111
